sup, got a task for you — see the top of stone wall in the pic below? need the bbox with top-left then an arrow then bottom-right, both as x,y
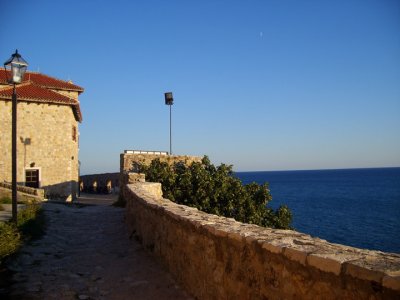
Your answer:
127,182 -> 400,293
80,172 -> 119,179
124,150 -> 168,155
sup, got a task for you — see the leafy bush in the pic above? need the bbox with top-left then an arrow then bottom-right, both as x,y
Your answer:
17,204 -> 45,240
0,204 -> 45,262
139,156 -> 293,229
0,197 -> 12,204
0,222 -> 21,260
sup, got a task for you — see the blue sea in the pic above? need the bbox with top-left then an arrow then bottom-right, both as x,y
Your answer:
236,167 -> 400,253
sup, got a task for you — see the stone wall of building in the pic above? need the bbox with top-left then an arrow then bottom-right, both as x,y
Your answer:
124,182 -> 400,299
0,101 -> 79,201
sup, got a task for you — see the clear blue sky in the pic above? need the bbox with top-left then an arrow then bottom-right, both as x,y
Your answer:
1,0 -> 399,174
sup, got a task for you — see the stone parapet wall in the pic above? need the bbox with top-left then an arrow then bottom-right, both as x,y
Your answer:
0,186 -> 44,203
0,182 -> 45,198
125,182 -> 400,299
120,152 -> 202,173
80,172 -> 120,193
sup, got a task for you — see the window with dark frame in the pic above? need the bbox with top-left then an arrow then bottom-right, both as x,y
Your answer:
25,169 -> 39,188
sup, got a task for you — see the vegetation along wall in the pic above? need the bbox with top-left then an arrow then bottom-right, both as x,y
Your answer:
124,181 -> 400,299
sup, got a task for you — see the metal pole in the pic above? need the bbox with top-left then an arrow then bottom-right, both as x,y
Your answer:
169,104 -> 172,155
12,84 -> 17,223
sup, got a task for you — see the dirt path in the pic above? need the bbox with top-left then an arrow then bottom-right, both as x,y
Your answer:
6,199 -> 192,299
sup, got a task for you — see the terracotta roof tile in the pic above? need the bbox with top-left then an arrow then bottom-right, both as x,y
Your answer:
0,68 -> 84,92
0,82 -> 82,122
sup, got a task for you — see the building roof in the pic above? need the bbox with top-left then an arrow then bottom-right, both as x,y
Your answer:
0,68 -> 84,93
0,82 -> 82,122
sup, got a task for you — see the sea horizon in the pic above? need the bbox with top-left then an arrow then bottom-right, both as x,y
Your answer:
236,165 -> 400,173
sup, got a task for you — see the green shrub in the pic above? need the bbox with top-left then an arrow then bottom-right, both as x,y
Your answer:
17,204 -> 45,240
139,156 -> 293,229
0,222 -> 21,260
0,204 -> 45,262
0,197 -> 12,204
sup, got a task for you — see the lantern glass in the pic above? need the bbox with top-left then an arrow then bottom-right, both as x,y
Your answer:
4,50 -> 28,84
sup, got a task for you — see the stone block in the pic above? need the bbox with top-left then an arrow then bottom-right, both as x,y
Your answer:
284,247 -> 307,266
344,260 -> 384,282
262,242 -> 284,254
307,254 -> 343,275
205,224 -> 228,238
127,172 -> 145,183
227,231 -> 243,243
382,274 -> 400,292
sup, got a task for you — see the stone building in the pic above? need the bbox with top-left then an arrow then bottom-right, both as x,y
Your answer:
0,68 -> 84,201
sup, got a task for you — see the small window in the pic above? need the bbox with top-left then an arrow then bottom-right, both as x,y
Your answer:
72,126 -> 77,142
26,170 -> 39,188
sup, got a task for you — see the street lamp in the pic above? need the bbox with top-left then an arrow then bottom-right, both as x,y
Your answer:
164,92 -> 173,155
4,50 -> 28,223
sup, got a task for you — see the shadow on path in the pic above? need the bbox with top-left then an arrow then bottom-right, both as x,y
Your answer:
75,192 -> 119,206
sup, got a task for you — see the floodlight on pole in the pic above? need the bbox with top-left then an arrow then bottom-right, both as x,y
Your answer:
164,92 -> 173,155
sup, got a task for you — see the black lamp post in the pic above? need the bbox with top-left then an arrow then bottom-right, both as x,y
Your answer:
164,92 -> 174,155
4,50 -> 28,223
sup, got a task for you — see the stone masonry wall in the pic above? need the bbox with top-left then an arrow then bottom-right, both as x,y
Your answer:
0,186 -> 44,203
120,152 -> 202,174
125,182 -> 400,300
80,172 -> 120,193
0,100 -> 79,201
0,181 -> 44,198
